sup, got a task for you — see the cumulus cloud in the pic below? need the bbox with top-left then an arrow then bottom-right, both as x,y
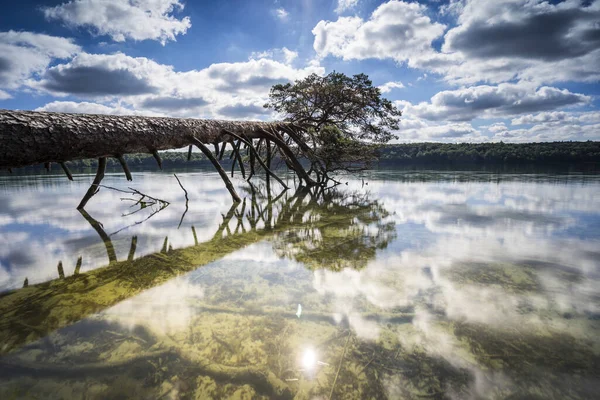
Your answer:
0,90 -> 11,100
217,102 -> 270,119
249,47 -> 298,65
43,0 -> 191,45
35,101 -> 161,116
41,65 -> 158,96
490,121 -> 600,143
398,119 -> 481,142
403,83 -> 590,122
140,96 -> 208,111
335,0 -> 359,14
439,0 -> 600,84
393,92 -> 600,144
378,81 -> 404,93
486,110 -> 600,142
511,111 -> 600,126
485,122 -> 508,133
312,0 -> 600,85
31,49 -> 323,119
33,52 -> 166,97
313,1 -> 446,63
443,0 -> 600,61
0,30 -> 80,90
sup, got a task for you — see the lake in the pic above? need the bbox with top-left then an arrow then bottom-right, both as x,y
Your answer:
0,168 -> 599,399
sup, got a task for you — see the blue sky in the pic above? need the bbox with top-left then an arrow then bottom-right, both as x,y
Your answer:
0,0 -> 599,143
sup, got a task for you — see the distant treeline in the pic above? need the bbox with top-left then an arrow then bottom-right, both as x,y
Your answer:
377,141 -> 600,165
64,152 -> 214,168
8,141 -> 600,172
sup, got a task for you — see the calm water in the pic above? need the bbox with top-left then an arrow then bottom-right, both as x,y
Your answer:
0,168 -> 599,399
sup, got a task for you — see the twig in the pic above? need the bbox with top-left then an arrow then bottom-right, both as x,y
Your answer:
174,174 -> 189,229
357,352 -> 376,376
109,203 -> 168,236
97,185 -> 169,205
329,332 -> 351,400
221,129 -> 288,189
174,174 -> 189,202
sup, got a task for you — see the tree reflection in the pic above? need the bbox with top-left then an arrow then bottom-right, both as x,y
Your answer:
0,183 -> 394,355
272,189 -> 396,271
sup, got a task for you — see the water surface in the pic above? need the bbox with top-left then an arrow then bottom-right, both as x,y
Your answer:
0,168 -> 598,399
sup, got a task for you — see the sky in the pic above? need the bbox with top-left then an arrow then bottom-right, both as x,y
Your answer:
0,0 -> 599,143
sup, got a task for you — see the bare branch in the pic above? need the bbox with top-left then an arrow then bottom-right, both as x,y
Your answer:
152,150 -> 163,170
59,162 -> 73,181
77,157 -> 107,210
116,155 -> 133,181
191,136 -> 241,203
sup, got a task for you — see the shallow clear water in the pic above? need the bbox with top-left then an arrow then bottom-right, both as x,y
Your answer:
0,168 -> 599,399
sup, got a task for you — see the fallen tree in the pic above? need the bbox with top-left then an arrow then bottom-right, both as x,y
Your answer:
0,109 -> 318,207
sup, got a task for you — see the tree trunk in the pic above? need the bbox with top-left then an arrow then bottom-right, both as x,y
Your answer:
0,109 -> 291,168
0,109 -> 319,206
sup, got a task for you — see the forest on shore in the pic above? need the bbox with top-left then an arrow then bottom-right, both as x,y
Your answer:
9,141 -> 600,172
377,141 -> 600,165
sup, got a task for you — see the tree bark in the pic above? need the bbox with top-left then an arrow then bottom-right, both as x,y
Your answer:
0,109 -> 291,168
0,109 -> 322,207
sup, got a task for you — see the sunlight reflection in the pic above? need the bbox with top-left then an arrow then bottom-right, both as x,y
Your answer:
301,348 -> 317,371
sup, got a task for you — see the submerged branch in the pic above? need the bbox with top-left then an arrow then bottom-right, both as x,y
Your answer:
174,173 -> 189,229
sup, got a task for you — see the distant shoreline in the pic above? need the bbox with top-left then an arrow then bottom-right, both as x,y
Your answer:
3,141 -> 599,172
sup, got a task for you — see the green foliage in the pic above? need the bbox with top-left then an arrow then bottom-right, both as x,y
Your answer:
378,141 -> 600,165
11,142 -> 598,174
265,72 -> 402,175
315,125 -> 380,171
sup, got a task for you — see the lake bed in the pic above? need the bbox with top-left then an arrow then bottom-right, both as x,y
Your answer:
0,168 -> 598,399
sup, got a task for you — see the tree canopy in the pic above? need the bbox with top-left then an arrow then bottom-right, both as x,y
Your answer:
264,72 -> 402,178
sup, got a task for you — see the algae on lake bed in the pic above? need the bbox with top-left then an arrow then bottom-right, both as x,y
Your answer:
1,172 -> 599,399
1,244 -> 598,399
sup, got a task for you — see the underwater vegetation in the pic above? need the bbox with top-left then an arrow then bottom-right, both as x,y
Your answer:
0,176 -> 599,399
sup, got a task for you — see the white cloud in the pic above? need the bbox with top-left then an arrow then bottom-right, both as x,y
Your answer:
31,50 -> 324,119
402,82 -> 590,122
312,0 -> 600,86
335,0 -> 359,14
272,7 -> 289,21
249,47 -> 298,65
391,102 -> 484,142
393,96 -> 600,143
43,0 -> 191,45
485,122 -> 508,133
35,101 -> 162,116
0,31 -> 81,90
31,52 -> 171,97
378,81 -> 404,93
313,1 -> 446,63
438,0 -> 600,85
511,111 -> 600,126
0,90 -> 11,100
490,122 -> 600,143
